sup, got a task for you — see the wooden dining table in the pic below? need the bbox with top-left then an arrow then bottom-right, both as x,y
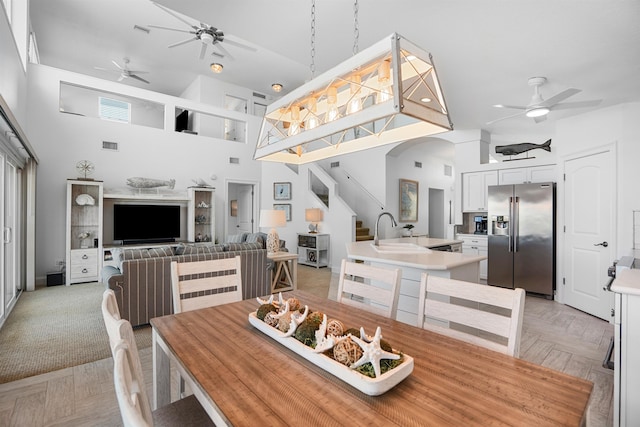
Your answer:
151,290 -> 592,426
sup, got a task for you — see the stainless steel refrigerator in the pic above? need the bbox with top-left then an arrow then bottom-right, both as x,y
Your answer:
487,182 -> 555,297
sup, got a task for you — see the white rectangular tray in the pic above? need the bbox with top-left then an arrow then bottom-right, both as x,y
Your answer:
248,312 -> 414,396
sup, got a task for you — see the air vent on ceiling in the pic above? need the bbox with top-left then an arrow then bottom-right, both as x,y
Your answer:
102,141 -> 118,151
229,157 -> 240,164
330,161 -> 340,168
414,161 -> 422,168
253,92 -> 266,99
444,164 -> 452,177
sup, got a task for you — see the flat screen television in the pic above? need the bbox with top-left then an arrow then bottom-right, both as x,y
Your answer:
113,204 -> 181,244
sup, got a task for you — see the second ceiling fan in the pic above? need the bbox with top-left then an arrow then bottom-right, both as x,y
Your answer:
488,77 -> 601,124
149,1 -> 256,61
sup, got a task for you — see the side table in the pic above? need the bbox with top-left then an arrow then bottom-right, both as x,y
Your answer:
268,252 -> 298,293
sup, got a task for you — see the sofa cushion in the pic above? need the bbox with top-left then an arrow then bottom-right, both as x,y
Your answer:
226,242 -> 263,251
147,246 -> 174,258
245,232 -> 265,248
123,248 -> 151,260
226,233 -> 248,243
176,243 -> 226,255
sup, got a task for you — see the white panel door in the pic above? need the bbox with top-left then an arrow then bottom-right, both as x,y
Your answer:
563,149 -> 614,320
236,185 -> 254,234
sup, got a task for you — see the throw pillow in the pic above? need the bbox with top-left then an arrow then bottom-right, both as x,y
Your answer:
226,242 -> 262,251
245,233 -> 265,248
122,248 -> 151,260
147,246 -> 174,258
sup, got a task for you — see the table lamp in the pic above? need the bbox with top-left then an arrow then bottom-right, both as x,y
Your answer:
259,209 -> 286,254
305,208 -> 323,233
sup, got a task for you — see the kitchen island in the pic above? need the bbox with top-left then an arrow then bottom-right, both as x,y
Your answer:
346,238 -> 487,325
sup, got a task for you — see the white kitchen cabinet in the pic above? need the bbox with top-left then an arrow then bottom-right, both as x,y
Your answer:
498,165 -> 556,185
462,171 -> 497,212
460,235 -> 488,280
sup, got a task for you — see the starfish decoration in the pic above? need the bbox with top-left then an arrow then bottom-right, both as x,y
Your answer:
276,304 -> 308,337
313,314 -> 338,353
256,292 -> 286,307
350,327 -> 400,378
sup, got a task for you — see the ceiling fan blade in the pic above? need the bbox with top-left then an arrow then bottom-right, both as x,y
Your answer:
129,74 -> 150,84
148,24 -> 193,34
111,60 -> 124,70
151,1 -> 199,30
223,36 -> 257,52
213,42 -> 234,61
539,88 -> 581,107
126,70 -> 148,75
199,43 -> 208,60
168,37 -> 198,48
493,104 -> 527,110
94,66 -> 118,73
533,114 -> 547,123
486,111 -> 526,125
551,100 -> 602,110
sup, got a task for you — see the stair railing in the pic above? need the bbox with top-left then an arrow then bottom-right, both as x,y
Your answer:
341,170 -> 385,211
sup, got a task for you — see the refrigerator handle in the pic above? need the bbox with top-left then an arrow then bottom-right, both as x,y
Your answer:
513,196 -> 519,252
508,197 -> 513,252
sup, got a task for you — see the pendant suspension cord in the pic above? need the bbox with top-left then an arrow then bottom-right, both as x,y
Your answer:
353,0 -> 359,55
310,0 -> 316,78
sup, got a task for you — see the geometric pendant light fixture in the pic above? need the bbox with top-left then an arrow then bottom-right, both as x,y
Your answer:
254,33 -> 453,164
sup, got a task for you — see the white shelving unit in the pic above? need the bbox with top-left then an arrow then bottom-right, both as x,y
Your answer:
297,233 -> 329,268
66,179 -> 103,285
187,187 -> 215,243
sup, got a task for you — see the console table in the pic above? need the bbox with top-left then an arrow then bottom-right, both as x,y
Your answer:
268,252 -> 298,293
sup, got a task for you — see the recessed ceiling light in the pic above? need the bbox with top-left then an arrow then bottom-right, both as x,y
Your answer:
210,63 -> 223,73
420,97 -> 431,103
272,83 -> 283,93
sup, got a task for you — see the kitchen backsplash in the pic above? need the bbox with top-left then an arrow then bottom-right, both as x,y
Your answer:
456,212 -> 488,235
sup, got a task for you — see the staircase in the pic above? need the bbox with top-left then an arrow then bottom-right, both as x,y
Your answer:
355,219 -> 374,241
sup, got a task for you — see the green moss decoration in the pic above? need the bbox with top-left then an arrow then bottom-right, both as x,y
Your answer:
256,303 -> 277,321
294,314 -> 323,346
355,354 -> 404,378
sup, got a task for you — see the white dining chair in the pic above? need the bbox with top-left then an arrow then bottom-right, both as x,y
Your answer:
336,259 -> 402,318
417,273 -> 526,357
102,288 -> 123,353
111,325 -> 214,427
171,256 -> 243,314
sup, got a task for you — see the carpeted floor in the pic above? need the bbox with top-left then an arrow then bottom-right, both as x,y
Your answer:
0,283 -> 151,384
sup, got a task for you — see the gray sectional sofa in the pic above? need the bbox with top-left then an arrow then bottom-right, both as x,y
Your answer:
103,241 -> 271,327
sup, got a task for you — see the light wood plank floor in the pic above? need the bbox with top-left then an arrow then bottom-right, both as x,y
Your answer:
0,266 -> 613,426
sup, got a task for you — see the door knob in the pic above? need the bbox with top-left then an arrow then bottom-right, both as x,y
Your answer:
594,241 -> 609,247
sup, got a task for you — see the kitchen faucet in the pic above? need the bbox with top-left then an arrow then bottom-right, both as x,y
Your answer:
374,212 -> 397,246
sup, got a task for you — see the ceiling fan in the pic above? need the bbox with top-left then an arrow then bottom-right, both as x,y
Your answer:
487,77 -> 602,124
94,58 -> 150,84
148,1 -> 256,60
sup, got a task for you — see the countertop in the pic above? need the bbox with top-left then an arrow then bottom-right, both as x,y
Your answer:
346,239 -> 486,271
611,268 -> 640,296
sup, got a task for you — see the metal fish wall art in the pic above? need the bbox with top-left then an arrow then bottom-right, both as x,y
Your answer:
495,139 -> 551,156
126,177 -> 176,189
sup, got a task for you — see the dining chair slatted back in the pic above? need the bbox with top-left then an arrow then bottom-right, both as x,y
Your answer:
336,259 -> 402,318
171,256 -> 243,314
417,273 -> 526,357
102,289 -> 123,353
113,338 -> 154,427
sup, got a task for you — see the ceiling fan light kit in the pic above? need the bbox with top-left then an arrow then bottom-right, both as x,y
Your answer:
525,107 -> 549,118
210,63 -> 223,73
254,33 -> 453,165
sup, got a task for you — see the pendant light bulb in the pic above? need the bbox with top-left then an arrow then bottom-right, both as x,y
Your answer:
304,97 -> 320,130
288,105 -> 302,136
376,60 -> 393,104
324,86 -> 341,123
346,75 -> 363,115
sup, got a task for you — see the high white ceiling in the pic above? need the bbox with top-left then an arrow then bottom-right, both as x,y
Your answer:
29,0 -> 640,142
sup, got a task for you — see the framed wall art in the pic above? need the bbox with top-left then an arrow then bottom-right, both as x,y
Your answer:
399,179 -> 418,222
274,182 -> 291,200
273,203 -> 292,221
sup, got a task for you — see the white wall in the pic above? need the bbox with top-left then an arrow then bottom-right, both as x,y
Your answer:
26,64 -> 264,279
0,2 -> 27,125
